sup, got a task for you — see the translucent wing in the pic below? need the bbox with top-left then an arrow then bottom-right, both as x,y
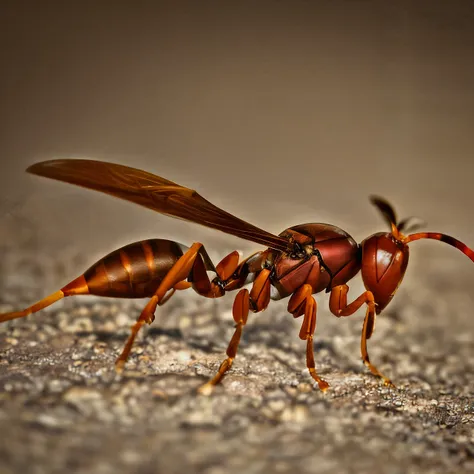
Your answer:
27,159 -> 290,252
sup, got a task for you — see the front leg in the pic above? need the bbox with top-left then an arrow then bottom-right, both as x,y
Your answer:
329,284 -> 394,387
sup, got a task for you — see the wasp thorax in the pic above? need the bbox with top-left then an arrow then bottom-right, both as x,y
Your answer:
360,232 -> 409,314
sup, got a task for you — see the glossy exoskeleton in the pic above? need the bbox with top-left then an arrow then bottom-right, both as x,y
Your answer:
1,160 -> 473,393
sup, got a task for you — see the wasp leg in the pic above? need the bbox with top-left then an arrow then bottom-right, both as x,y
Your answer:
360,302 -> 395,386
115,243 -> 212,372
198,269 -> 272,395
289,284 -> 329,391
197,288 -> 250,395
115,244 -> 240,373
215,250 -> 240,280
114,280 -> 190,372
329,284 -> 394,387
158,280 -> 192,307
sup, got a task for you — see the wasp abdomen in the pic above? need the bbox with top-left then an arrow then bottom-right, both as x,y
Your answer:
63,239 -> 188,298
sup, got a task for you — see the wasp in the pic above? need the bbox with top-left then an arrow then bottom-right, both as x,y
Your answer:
1,160 -> 473,393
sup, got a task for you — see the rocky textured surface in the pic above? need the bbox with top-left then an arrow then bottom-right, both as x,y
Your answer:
2,1 -> 474,472
0,241 -> 474,474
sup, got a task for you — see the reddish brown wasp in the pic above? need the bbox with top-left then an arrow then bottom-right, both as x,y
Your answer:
1,160 -> 473,393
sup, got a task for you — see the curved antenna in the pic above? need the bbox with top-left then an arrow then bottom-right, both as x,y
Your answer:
369,195 -> 399,236
404,232 -> 474,262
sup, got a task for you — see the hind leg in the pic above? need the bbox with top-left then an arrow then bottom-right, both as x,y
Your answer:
115,243 -> 206,371
114,280 -> 192,372
115,243 -> 240,372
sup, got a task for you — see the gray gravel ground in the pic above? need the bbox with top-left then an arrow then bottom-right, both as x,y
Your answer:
0,240 -> 474,474
1,2 -> 474,473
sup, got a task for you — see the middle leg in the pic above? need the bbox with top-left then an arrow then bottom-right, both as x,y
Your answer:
198,268 -> 272,395
197,288 -> 250,395
288,284 -> 329,391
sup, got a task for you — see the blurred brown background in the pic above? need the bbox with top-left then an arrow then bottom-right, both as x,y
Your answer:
0,0 -> 473,269
1,4 -> 474,473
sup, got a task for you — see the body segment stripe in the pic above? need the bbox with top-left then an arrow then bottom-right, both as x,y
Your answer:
119,250 -> 134,287
98,260 -> 113,290
141,240 -> 156,278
